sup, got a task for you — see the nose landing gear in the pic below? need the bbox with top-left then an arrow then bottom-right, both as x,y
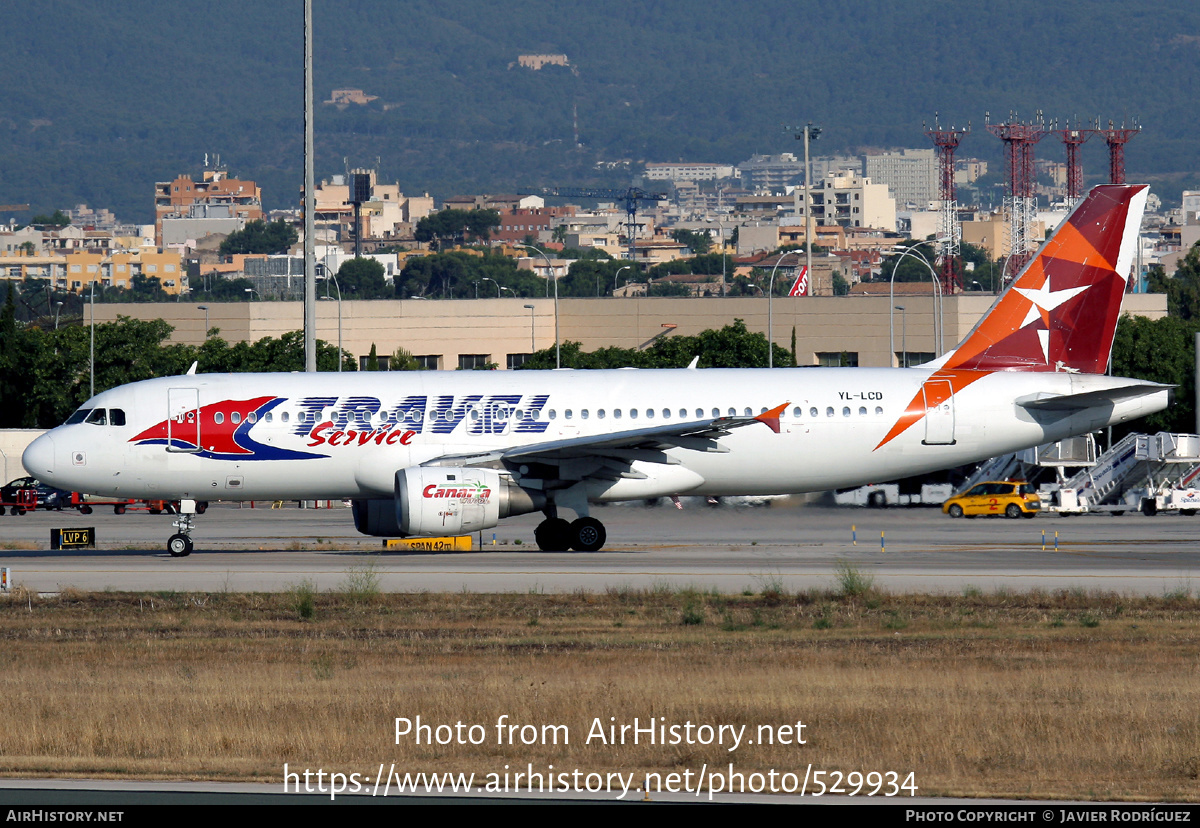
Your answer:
167,499 -> 199,557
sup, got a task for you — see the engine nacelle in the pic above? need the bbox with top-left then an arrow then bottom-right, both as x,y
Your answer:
351,467 -> 544,538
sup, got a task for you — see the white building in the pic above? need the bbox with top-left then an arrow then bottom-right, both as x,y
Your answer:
644,162 -> 735,182
864,148 -> 939,208
794,171 -> 897,233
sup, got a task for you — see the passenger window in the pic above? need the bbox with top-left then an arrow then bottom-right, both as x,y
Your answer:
695,409 -> 703,418
265,412 -> 273,422
842,407 -> 851,417
810,407 -> 818,418
231,412 -> 242,424
548,410 -> 557,420
215,412 -> 224,424
282,411 -> 290,423
728,408 -> 736,416
744,407 -> 752,416
826,407 -> 834,417
645,409 -> 653,419
530,409 -> 540,420
85,409 -> 107,426
581,409 -> 589,420
663,409 -> 671,419
109,408 -> 126,426
712,408 -> 719,417
614,409 -> 622,419
875,406 -> 883,415
565,409 -> 573,420
859,407 -> 867,416
793,407 -> 802,418
630,409 -> 638,419
597,409 -> 606,419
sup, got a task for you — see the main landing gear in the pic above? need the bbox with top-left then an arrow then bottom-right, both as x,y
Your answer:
166,499 -> 199,557
534,515 -> 607,552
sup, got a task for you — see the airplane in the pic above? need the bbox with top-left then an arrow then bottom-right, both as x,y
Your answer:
21,184 -> 1169,557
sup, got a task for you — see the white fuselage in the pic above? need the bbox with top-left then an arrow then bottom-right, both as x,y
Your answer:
23,367 -> 1169,504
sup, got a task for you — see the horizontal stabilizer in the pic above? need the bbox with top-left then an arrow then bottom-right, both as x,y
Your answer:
1016,383 -> 1171,412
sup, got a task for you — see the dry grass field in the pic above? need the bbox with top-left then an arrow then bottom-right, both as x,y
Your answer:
1,570 -> 1198,801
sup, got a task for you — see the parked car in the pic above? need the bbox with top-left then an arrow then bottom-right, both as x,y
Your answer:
0,476 -> 74,512
942,481 -> 1041,519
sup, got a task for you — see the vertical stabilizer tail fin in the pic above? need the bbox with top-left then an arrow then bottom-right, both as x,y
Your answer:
944,184 -> 1148,374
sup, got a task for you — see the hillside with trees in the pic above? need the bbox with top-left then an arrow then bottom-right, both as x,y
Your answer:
0,1 -> 1197,221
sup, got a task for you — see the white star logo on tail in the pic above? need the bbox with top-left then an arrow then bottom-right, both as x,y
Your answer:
1013,280 -> 1091,363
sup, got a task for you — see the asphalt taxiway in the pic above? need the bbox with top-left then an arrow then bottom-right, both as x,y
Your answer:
0,500 -> 1196,595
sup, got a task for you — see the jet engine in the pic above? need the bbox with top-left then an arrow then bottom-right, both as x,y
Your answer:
351,467 -> 544,537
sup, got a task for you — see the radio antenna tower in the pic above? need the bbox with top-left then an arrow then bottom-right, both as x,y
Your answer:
986,111 -> 1048,282
924,114 -> 970,294
1055,118 -> 1094,204
1097,118 -> 1141,185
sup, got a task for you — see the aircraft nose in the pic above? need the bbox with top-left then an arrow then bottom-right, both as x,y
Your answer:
22,433 -> 56,477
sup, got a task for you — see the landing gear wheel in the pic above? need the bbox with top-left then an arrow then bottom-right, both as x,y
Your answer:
534,517 -> 572,551
167,533 -> 193,557
1005,503 -> 1022,519
948,504 -> 964,518
570,517 -> 606,552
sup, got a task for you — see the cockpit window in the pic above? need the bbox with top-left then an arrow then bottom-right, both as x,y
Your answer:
85,409 -> 107,426
65,408 -> 92,425
109,408 -> 126,426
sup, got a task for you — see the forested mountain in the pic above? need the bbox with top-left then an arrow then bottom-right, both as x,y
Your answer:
2,0 -> 1198,222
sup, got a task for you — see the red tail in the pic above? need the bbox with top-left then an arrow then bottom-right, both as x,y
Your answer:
947,184 -> 1147,373
874,184 -> 1147,451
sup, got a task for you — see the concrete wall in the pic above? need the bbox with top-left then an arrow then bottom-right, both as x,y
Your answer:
0,430 -> 44,482
91,293 -> 1169,372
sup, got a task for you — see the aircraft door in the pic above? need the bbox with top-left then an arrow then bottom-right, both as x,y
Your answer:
922,380 -> 955,445
167,387 -> 202,452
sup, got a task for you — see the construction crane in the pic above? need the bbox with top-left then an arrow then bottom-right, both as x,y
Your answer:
517,186 -> 666,262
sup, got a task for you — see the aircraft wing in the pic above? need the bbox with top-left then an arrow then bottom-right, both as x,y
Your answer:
420,403 -> 788,483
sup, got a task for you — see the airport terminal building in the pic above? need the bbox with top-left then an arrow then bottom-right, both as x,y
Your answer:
91,293 -> 1169,372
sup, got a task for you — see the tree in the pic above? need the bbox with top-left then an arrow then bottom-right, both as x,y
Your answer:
390,346 -> 423,371
515,319 -> 792,370
670,228 -> 712,255
29,209 -> 70,228
880,241 -> 939,283
219,219 -> 298,255
1110,313 -> 1200,435
336,257 -> 389,299
1147,242 -> 1200,321
414,209 -> 500,250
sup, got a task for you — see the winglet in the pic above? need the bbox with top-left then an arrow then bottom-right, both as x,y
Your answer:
755,402 -> 789,434
686,356 -> 700,370
186,361 -> 198,376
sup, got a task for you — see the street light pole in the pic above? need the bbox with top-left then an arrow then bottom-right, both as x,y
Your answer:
197,305 -> 209,340
89,280 -> 94,398
767,250 -> 800,369
895,305 -> 907,368
524,245 -> 559,368
615,266 -> 630,296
